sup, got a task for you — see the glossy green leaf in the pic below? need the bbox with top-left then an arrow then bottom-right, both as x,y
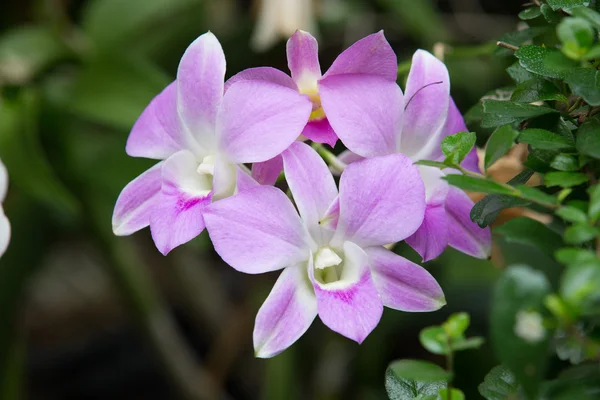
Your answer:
582,44 -> 600,60
443,313 -> 470,337
519,7 -> 542,20
544,172 -> 588,187
495,27 -> 548,57
414,160 -> 450,169
560,263 -> 600,312
589,184 -> 600,220
451,336 -> 485,351
441,131 -> 476,165
481,100 -> 557,128
385,360 -> 447,400
484,125 -> 519,170
563,223 -> 598,243
555,247 -> 598,266
490,265 -> 551,399
388,360 -> 452,383
565,68 -> 600,106
518,129 -> 574,150
546,0 -> 590,11
541,4 -> 561,23
511,79 -> 568,103
558,17 -> 595,59
478,365 -> 520,400
576,116 -> 600,158
515,185 -> 558,206
494,217 -> 563,256
419,326 -> 450,355
571,5 -> 600,29
437,388 -> 465,400
515,45 -> 578,79
556,206 -> 589,223
550,154 -> 579,171
506,62 -> 535,84
443,175 -> 516,195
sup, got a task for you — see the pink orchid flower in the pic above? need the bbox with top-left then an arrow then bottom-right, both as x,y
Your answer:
226,30 -> 398,185
0,158 -> 10,257
112,32 -> 312,255
203,142 -> 445,357
322,49 -> 491,262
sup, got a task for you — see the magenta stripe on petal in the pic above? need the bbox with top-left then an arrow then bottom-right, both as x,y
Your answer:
301,118 -> 338,147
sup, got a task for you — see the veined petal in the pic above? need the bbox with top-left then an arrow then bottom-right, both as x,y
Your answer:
126,83 -> 187,159
400,50 -> 450,159
319,74 -> 402,157
112,162 -> 163,236
251,155 -> 283,186
225,67 -> 296,92
309,241 -> 383,343
323,31 -> 397,80
204,186 -> 311,274
0,206 -> 9,257
282,142 -> 338,244
150,151 -> 212,255
254,264 -> 318,358
176,32 -> 225,150
367,246 -> 445,311
287,30 -> 321,90
405,203 -> 449,262
334,154 -> 425,248
445,187 -> 492,259
301,119 -> 338,147
216,80 -> 312,163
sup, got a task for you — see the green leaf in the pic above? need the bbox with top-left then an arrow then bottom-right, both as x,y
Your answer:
560,263 -> 600,312
564,223 -> 598,243
481,100 -> 557,128
518,129 -> 574,150
388,360 -> 452,383
443,313 -> 469,337
385,361 -> 447,400
544,172 -> 588,187
510,79 -> 568,103
414,160 -> 450,169
485,125 -> 519,170
515,45 -> 578,79
507,62 -> 535,84
516,185 -> 558,206
419,326 -> 450,355
571,5 -> 600,29
495,28 -> 549,57
451,336 -> 485,351
443,175 -> 516,195
558,17 -> 595,59
437,388 -> 465,400
556,206 -> 589,223
470,170 -> 535,228
519,7 -> 542,20
490,266 -> 551,399
495,217 -> 563,256
582,44 -> 600,60
576,116 -> 600,158
550,154 -> 580,171
478,365 -> 520,400
541,4 -> 561,23
546,0 -> 590,11
555,247 -> 598,266
441,131 -> 476,165
564,69 -> 600,106
589,184 -> 600,220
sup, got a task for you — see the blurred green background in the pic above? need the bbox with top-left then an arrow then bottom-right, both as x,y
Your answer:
0,0 -> 537,399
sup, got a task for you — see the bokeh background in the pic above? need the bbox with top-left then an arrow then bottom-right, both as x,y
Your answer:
0,0 -> 550,399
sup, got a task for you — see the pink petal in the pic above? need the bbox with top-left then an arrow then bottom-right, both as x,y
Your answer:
216,80 -> 312,163
320,196 -> 340,231
445,187 -> 492,259
237,166 -> 261,192
204,186 -> 311,274
0,206 -> 9,257
225,67 -> 296,92
337,150 -> 364,166
149,151 -> 212,255
301,118 -> 338,147
251,155 -> 283,186
176,32 -> 225,149
309,242 -> 383,343
334,154 -> 426,248
400,50 -> 450,160
254,264 -> 318,358
405,203 -> 449,262
319,74 -> 403,157
287,30 -> 322,89
282,142 -> 338,244
0,159 -> 8,201
125,83 -> 186,160
323,31 -> 397,81
366,246 -> 445,311
112,162 -> 163,236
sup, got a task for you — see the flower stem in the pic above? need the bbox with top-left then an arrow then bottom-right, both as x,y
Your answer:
310,142 -> 346,173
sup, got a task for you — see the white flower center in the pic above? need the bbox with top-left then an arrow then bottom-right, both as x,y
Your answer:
313,246 -> 343,284
197,154 -> 216,176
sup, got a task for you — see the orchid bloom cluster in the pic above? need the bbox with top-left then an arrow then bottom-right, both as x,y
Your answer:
112,30 -> 491,357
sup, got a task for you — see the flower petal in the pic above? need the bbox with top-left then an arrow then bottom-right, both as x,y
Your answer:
204,186 -> 311,274
254,264 -> 317,358
126,83 -> 187,159
445,187 -> 492,259
309,241 -> 383,343
0,206 -> 10,257
319,74 -> 403,157
225,67 -> 296,92
319,196 -> 340,231
400,50 -> 450,160
282,142 -> 338,244
323,31 -> 397,80
149,151 -> 212,255
236,166 -> 261,192
301,118 -> 338,147
212,155 -> 238,201
0,158 -> 7,202
366,246 -> 445,311
405,204 -> 449,262
251,155 -> 283,186
216,80 -> 312,163
287,30 -> 321,90
176,32 -> 225,150
334,154 -> 426,247
112,162 -> 163,236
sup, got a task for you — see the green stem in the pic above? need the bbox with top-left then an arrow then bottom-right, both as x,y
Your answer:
310,142 -> 346,173
446,338 -> 455,400
567,97 -> 583,114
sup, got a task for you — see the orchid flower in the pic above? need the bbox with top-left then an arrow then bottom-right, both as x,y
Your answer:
227,30 -> 398,185
0,158 -> 10,257
322,49 -> 491,262
203,142 -> 445,357
112,32 -> 312,255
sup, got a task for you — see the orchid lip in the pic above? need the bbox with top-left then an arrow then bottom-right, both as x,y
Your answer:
313,246 -> 344,284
